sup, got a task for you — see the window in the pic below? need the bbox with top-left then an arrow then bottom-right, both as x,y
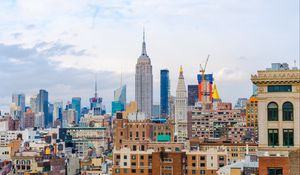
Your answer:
140,155 -> 144,160
124,162 -> 127,166
140,162 -> 144,166
192,163 -> 196,167
124,169 -> 128,173
132,155 -> 136,160
268,168 -> 283,175
200,156 -> 205,160
140,169 -> 144,173
192,156 -> 196,160
192,170 -> 196,174
116,155 -> 120,159
268,129 -> 279,146
283,102 -> 293,121
124,155 -> 127,159
268,85 -> 292,92
136,132 -> 139,137
268,102 -> 278,121
200,163 -> 205,167
131,169 -> 136,173
283,129 -> 294,146
200,170 -> 206,174
131,162 -> 136,166
115,169 -> 120,173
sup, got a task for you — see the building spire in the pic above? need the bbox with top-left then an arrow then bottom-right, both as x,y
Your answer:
141,27 -> 147,56
179,65 -> 184,79
94,75 -> 98,98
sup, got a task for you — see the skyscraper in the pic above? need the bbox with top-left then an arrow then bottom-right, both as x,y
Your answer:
11,93 -> 25,123
135,29 -> 153,117
187,85 -> 198,106
90,79 -> 105,115
53,101 -> 63,125
112,85 -> 126,116
175,66 -> 188,143
37,89 -> 49,127
160,69 -> 169,118
72,97 -> 81,123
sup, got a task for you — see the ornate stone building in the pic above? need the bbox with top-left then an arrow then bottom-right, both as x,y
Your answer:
175,66 -> 188,143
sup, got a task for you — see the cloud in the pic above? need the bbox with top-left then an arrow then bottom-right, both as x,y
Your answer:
0,42 -> 132,112
215,67 -> 247,82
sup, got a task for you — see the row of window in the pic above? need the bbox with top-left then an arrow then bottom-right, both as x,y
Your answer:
267,102 -> 293,121
268,129 -> 294,146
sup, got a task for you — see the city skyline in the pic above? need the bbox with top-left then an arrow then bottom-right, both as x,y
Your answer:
0,0 -> 299,112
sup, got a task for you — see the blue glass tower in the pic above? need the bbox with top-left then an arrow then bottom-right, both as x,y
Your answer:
160,69 -> 169,118
72,97 -> 81,123
37,89 -> 49,127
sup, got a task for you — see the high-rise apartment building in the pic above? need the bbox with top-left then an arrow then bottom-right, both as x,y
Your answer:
135,30 -> 153,117
246,97 -> 258,127
160,69 -> 170,118
72,97 -> 81,123
175,66 -> 188,143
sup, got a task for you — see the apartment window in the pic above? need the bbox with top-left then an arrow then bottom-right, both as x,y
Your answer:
283,129 -> 294,146
124,155 -> 127,159
268,102 -> 278,121
192,170 -> 196,174
268,168 -> 283,175
120,131 -> 123,136
200,163 -> 205,167
192,163 -> 196,167
140,162 -> 144,166
268,129 -> 279,146
115,169 -> 120,173
140,155 -> 144,160
132,145 -> 137,151
131,169 -> 136,173
140,169 -> 144,173
283,102 -> 293,121
219,156 -> 224,161
136,132 -> 139,137
124,162 -> 127,166
192,156 -> 196,160
116,155 -> 120,159
268,85 -> 292,92
142,131 -> 145,137
132,155 -> 136,160
130,132 -> 132,137
200,156 -> 205,160
200,170 -> 206,174
131,162 -> 136,166
124,169 -> 128,173
141,145 -> 145,151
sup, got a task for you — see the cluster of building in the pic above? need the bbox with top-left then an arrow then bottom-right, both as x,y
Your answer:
0,31 -> 299,175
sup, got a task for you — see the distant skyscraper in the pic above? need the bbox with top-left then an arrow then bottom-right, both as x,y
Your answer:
175,66 -> 188,142
135,29 -> 153,117
11,93 -> 25,124
160,69 -> 169,118
53,101 -> 63,125
112,85 -> 126,116
37,89 -> 49,127
90,79 -> 105,115
187,85 -> 198,106
152,104 -> 160,118
72,97 -> 81,123
30,95 -> 38,113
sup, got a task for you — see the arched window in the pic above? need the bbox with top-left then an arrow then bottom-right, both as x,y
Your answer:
283,102 -> 293,121
268,102 -> 278,121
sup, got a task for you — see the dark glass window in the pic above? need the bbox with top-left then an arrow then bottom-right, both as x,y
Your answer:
268,168 -> 283,175
268,129 -> 279,146
283,129 -> 294,146
268,102 -> 278,121
268,85 -> 292,92
283,102 -> 293,121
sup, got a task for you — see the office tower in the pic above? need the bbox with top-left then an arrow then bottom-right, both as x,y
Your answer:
53,101 -> 63,125
72,97 -> 81,123
114,85 -> 126,106
11,93 -> 25,123
29,95 -> 38,113
175,66 -> 188,143
37,89 -> 49,127
187,85 -> 198,106
152,104 -> 160,118
35,112 -> 45,128
90,79 -> 105,115
112,85 -> 126,116
160,69 -> 170,118
235,98 -> 248,109
135,29 -> 153,117
62,109 -> 76,127
252,63 -> 300,175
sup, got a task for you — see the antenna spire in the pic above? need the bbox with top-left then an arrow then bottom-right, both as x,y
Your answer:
94,75 -> 98,98
141,27 -> 147,56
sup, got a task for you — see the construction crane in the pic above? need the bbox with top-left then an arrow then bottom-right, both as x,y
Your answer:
200,54 -> 210,78
198,55 -> 211,109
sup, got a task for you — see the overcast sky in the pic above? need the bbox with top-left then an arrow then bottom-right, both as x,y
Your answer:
0,0 -> 299,112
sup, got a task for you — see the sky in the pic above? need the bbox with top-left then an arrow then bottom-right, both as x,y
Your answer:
0,0 -> 299,112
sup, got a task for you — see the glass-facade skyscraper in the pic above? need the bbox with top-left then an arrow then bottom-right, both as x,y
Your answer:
112,85 -> 126,116
37,89 -> 49,127
72,97 -> 81,123
160,69 -> 169,118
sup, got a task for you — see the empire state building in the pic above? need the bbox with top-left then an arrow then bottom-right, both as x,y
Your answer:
135,30 -> 153,117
